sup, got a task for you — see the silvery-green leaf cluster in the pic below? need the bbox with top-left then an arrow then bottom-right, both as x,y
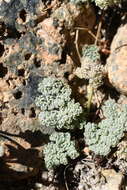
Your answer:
35,77 -> 84,130
82,45 -> 100,63
84,99 -> 127,155
70,0 -> 91,4
35,77 -> 72,111
43,132 -> 79,169
95,0 -> 122,9
75,44 -> 104,89
69,0 -> 123,9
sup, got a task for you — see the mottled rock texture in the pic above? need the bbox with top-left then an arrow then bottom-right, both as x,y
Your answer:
107,24 -> 127,95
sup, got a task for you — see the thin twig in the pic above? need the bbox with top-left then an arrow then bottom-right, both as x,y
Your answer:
94,90 -> 101,108
87,85 -> 93,113
95,11 -> 104,45
75,27 -> 101,42
95,20 -> 102,45
94,90 -> 104,118
75,29 -> 82,62
64,164 -> 71,190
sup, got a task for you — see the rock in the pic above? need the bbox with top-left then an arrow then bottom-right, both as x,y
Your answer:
114,137 -> 127,174
0,134 -> 42,181
36,17 -> 65,65
71,160 -> 106,190
0,78 -> 13,102
52,2 -> 96,30
107,24 -> 127,95
0,144 -> 4,157
69,160 -> 124,190
0,0 -> 42,28
101,169 -> 123,190
35,183 -> 43,189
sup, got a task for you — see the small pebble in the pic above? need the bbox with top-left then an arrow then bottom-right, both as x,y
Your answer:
41,171 -> 48,181
35,183 -> 43,189
4,0 -> 11,3
0,145 -> 4,157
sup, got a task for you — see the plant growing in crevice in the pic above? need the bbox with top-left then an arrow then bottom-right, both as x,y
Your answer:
75,44 -> 103,89
43,132 -> 79,169
84,99 -> 127,156
75,43 -> 104,112
69,0 -> 124,9
35,77 -> 86,130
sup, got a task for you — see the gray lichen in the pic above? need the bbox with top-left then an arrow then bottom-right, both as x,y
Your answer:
0,0 -> 40,27
4,32 -> 38,74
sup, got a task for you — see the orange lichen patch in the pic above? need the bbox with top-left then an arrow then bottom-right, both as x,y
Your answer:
37,18 -> 63,44
0,111 -> 39,134
37,47 -> 61,65
36,17 -> 65,64
7,76 -> 25,89
0,113 -> 22,134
